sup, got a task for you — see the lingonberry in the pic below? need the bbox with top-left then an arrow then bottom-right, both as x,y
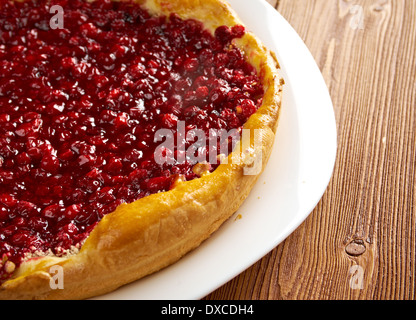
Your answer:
0,0 -> 262,283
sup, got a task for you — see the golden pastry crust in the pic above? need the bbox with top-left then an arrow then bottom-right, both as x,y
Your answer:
0,0 -> 284,300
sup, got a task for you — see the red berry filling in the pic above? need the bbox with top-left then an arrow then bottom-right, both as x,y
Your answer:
0,0 -> 264,282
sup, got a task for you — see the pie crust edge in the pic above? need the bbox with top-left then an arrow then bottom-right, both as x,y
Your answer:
0,0 -> 284,300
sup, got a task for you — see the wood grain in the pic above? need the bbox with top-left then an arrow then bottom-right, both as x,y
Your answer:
205,0 -> 416,300
266,0 -> 279,8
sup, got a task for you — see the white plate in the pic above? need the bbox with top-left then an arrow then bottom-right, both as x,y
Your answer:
96,0 -> 337,300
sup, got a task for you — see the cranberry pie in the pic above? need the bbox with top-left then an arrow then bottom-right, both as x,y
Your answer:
0,0 -> 283,299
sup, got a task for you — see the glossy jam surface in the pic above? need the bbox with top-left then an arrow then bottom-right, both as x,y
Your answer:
0,0 -> 264,281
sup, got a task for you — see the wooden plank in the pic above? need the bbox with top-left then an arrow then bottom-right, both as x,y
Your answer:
266,0 -> 279,8
206,0 -> 416,300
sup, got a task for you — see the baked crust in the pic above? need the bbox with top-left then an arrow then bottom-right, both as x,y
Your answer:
0,0 -> 284,299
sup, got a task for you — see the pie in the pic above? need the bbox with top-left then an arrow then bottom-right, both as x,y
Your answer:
0,0 -> 283,299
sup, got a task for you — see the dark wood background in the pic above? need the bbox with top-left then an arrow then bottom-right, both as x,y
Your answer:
205,0 -> 416,300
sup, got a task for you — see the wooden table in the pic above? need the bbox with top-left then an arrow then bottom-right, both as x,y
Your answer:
205,0 -> 416,300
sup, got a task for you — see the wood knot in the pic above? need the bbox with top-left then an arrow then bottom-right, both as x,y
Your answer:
345,239 -> 366,257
